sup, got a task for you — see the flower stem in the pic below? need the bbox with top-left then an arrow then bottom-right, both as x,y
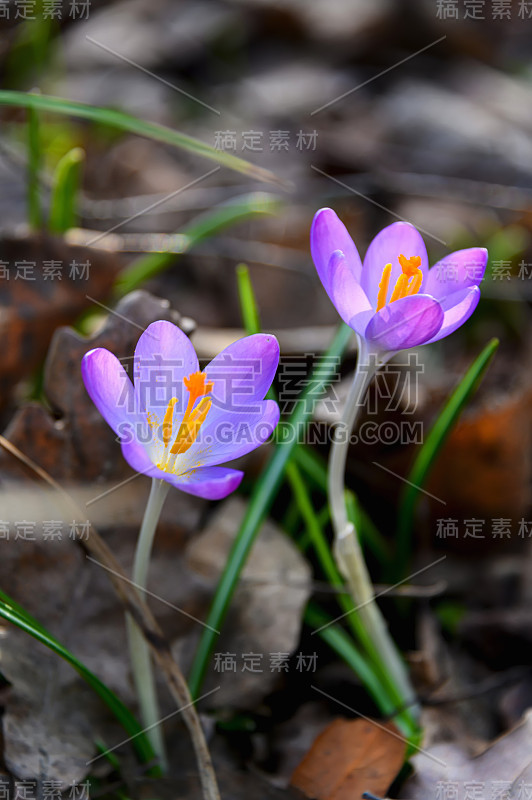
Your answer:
328,337 -> 420,722
127,477 -> 170,771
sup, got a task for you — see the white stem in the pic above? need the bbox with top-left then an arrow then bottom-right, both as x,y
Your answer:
127,477 -> 170,770
328,337 -> 420,718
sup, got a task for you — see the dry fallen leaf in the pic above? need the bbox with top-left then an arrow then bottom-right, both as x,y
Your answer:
402,709 -> 532,800
0,234 -> 122,405
290,717 -> 406,800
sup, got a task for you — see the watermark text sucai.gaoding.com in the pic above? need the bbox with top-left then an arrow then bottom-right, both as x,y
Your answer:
116,418 -> 424,448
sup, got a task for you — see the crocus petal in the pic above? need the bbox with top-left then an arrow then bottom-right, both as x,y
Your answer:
181,399 -> 280,469
361,222 -> 429,308
82,348 -> 139,438
424,285 -> 480,344
205,334 -> 280,412
170,466 -> 244,500
363,294 -> 444,352
325,251 -> 373,328
311,208 -> 363,292
423,248 -> 487,301
133,320 -> 198,417
121,438 -> 163,478
121,440 -> 243,499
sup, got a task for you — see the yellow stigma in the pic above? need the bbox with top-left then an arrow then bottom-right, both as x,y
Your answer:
398,253 -> 422,276
376,254 -> 423,311
183,372 -> 214,416
154,371 -> 214,470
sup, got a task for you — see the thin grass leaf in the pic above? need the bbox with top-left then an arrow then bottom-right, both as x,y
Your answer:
306,605 -> 424,756
235,261 -> 277,404
114,193 -> 282,297
0,90 -> 286,186
49,146 -> 84,233
94,739 -> 122,771
304,603 -> 387,708
27,105 -> 42,229
396,338 -> 499,574
281,498 -> 301,536
236,263 -> 261,336
0,589 -> 159,773
293,446 -> 389,562
345,491 -> 390,564
187,323 -> 353,700
292,444 -> 328,490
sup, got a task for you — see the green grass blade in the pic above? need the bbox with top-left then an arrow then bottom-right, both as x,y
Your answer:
304,603 -> 386,708
293,446 -> 389,562
49,146 -> 85,233
0,589 -> 159,772
27,105 -> 42,229
306,601 -> 422,757
292,444 -> 328,490
396,338 -> 499,574
236,263 -> 261,336
0,90 -> 285,186
114,193 -> 282,297
187,323 -> 353,699
345,490 -> 390,564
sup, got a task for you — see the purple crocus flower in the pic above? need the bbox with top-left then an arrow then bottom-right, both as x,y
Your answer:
81,320 -> 280,500
311,208 -> 487,354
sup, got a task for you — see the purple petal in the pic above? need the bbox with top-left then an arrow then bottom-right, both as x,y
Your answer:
205,334 -> 279,412
325,251 -> 372,328
182,399 -> 280,469
121,438 -> 162,478
424,286 -> 480,344
311,208 -> 363,293
423,248 -> 487,301
363,294 -> 444,352
121,440 -> 243,499
361,222 -> 429,308
170,466 -> 244,499
82,348 -> 139,438
133,320 -> 198,418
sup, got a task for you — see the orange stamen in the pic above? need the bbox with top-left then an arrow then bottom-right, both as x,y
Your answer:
161,372 -> 214,462
170,397 -> 211,455
378,254 -> 424,310
161,397 -> 178,447
376,263 -> 392,311
390,273 -> 408,303
406,270 -> 423,296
